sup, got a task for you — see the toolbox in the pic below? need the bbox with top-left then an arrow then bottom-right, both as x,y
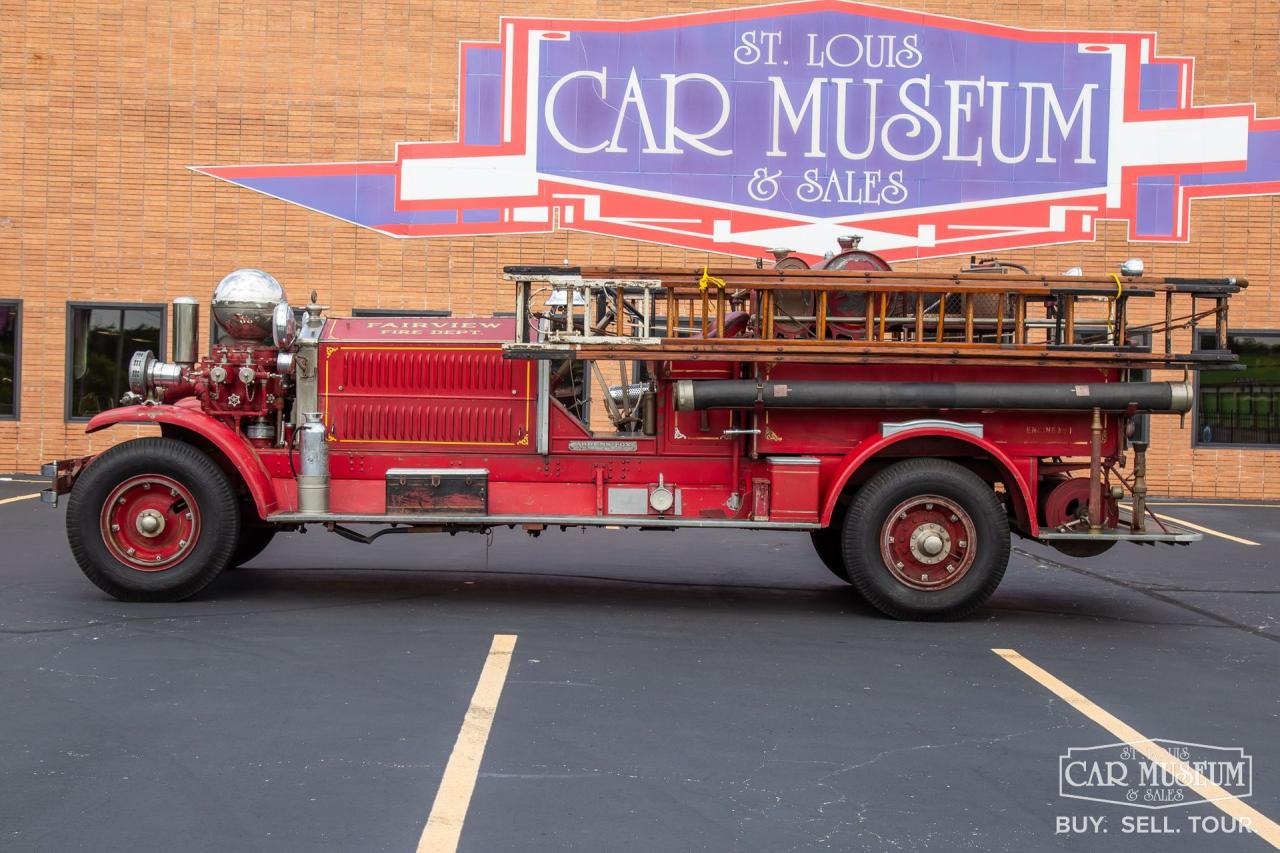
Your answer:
386,468 -> 489,514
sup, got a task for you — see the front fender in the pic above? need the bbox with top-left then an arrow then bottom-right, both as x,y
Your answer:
820,427 -> 1037,536
86,404 -> 279,518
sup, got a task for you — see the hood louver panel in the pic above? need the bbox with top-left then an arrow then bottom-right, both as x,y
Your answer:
340,348 -> 521,394
319,344 -> 532,450
337,401 -> 517,444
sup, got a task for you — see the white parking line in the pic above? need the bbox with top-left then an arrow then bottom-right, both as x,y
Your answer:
1120,504 -> 1261,546
417,634 -> 518,853
0,493 -> 39,506
995,648 -> 1280,848
1151,501 -> 1280,509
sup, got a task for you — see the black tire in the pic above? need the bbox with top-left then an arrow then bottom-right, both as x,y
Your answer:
66,437 -> 240,602
227,521 -> 277,569
810,526 -> 849,581
842,459 -> 1009,621
810,499 -> 851,582
1048,539 -> 1118,559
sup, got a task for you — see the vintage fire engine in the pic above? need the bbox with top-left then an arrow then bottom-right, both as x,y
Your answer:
43,240 -> 1244,619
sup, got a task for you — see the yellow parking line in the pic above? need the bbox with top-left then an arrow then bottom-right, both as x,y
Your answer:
994,649 -> 1280,848
1119,504 -> 1260,546
417,634 -> 518,853
0,493 -> 39,506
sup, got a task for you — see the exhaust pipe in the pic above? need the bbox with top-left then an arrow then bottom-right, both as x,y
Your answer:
674,380 -> 1194,414
172,297 -> 199,366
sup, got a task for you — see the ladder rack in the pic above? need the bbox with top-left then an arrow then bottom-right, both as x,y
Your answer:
502,265 -> 1245,370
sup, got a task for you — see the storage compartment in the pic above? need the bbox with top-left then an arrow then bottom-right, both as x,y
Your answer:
767,457 -> 820,523
386,468 -> 488,514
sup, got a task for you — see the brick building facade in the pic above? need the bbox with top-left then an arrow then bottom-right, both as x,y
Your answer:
1,0 -> 1278,496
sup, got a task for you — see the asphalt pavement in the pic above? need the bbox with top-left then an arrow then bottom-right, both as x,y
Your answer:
0,477 -> 1276,852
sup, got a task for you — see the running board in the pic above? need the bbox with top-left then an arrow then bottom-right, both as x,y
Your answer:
266,511 -> 819,531
1036,524 -> 1202,545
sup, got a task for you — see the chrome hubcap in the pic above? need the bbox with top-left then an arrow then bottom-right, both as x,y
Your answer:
909,523 -> 951,564
135,509 -> 166,538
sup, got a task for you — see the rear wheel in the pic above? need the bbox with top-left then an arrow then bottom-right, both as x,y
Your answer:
810,500 -> 850,582
66,438 -> 240,602
810,526 -> 849,581
842,459 -> 1009,620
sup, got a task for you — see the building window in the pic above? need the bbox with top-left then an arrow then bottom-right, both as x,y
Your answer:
0,300 -> 19,419
352,308 -> 451,318
1195,331 -> 1280,448
67,304 -> 164,420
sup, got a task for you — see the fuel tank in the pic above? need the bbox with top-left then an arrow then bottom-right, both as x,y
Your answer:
317,316 -> 535,451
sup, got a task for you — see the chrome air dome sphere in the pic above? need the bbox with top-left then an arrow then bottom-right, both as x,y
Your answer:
211,269 -> 287,341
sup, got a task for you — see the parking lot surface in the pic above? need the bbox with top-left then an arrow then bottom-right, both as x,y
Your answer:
0,477 -> 1276,852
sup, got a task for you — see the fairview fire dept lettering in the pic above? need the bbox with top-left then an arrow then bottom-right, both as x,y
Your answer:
373,323 -> 502,336
367,321 -> 504,330
326,318 -> 517,341
193,1 -> 1280,262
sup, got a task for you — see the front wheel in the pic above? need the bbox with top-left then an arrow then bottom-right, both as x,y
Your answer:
842,459 -> 1010,620
66,438 -> 240,602
227,517 -> 277,569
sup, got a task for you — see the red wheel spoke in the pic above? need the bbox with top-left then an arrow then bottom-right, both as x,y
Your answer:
879,495 -> 976,591
99,475 -> 201,572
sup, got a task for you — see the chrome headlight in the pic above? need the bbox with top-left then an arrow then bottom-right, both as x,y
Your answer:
212,268 -> 286,342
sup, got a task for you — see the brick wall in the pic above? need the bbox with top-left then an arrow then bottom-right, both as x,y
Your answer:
1,0 -> 1277,496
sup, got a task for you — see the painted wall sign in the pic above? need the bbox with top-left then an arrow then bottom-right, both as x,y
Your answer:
193,1 -> 1280,262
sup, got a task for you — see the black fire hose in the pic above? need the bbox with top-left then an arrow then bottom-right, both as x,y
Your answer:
673,380 -> 1193,413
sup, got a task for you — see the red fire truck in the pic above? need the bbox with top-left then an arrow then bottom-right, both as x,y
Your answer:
42,242 -> 1243,619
